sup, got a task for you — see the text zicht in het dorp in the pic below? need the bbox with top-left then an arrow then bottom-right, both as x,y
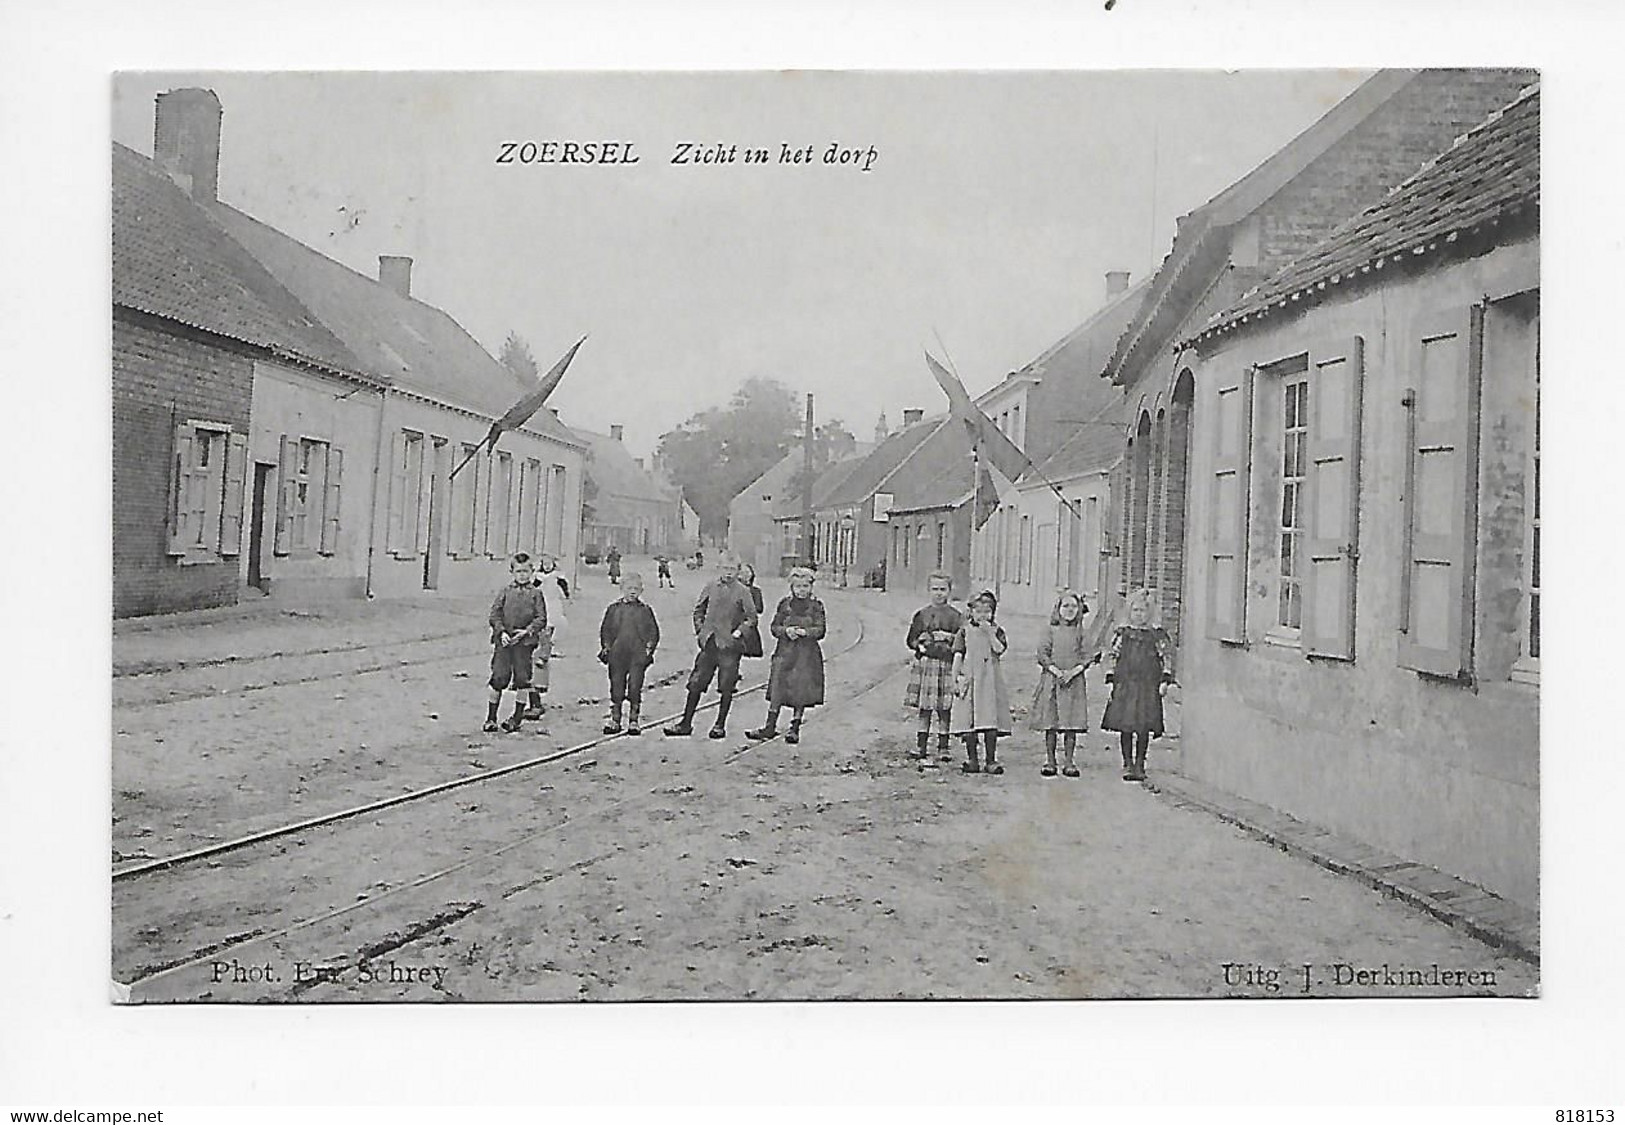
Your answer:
495,140 -> 881,173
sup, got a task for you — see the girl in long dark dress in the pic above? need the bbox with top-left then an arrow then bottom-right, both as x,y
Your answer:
738,563 -> 766,658
1100,588 -> 1174,782
746,567 -> 826,744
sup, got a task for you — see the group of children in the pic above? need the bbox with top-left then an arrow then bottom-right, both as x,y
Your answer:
484,551 -> 825,744
904,573 -> 1173,781
485,550 -> 1172,780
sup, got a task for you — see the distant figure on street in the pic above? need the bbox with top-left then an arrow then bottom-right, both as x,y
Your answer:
663,553 -> 759,739
746,567 -> 826,745
486,553 -> 549,733
655,554 -> 675,589
951,590 -> 1012,774
607,545 -> 623,585
526,553 -> 572,718
1029,590 -> 1091,778
903,572 -> 963,763
598,572 -> 660,736
1101,587 -> 1174,783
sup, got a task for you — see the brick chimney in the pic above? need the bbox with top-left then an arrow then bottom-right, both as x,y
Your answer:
378,256 -> 413,298
153,88 -> 222,201
634,456 -> 644,470
610,424 -> 624,441
902,408 -> 924,426
1106,270 -> 1131,297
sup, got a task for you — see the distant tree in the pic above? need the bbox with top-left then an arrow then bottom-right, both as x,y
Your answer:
657,377 -> 802,540
499,331 -> 539,381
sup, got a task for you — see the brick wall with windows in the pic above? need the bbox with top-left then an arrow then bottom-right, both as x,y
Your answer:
113,310 -> 254,617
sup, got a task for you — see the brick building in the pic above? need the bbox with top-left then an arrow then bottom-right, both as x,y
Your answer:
1101,68 -> 1537,647
115,87 -> 588,615
112,118 -> 375,617
1180,85 -> 1539,908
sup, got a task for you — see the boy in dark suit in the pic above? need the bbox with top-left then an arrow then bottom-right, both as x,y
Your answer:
599,572 -> 660,735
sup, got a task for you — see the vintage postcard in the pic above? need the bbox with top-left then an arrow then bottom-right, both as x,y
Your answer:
109,68 -> 1539,1004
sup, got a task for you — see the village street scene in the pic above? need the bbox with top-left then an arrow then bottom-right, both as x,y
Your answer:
109,69 -> 1540,1003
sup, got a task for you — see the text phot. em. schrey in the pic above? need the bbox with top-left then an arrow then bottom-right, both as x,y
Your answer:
111,68 -> 1539,1003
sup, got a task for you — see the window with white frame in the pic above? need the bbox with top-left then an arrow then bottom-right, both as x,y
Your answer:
490,451 -> 513,555
1277,375 -> 1310,631
293,438 -> 329,551
388,430 -> 426,557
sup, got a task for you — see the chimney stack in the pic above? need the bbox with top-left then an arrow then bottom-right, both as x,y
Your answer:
902,408 -> 924,426
153,88 -> 222,201
378,256 -> 413,298
1106,270 -> 1131,297
634,457 -> 644,470
610,424 -> 624,442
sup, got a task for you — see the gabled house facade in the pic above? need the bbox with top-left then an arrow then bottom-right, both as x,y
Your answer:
113,112 -> 384,617
729,448 -> 804,576
580,425 -> 684,557
1180,85 -> 1539,908
789,412 -> 942,586
1101,68 -> 1538,648
883,410 -> 1028,597
116,87 -> 587,614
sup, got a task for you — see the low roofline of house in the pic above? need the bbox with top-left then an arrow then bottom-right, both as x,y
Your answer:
114,300 -> 387,389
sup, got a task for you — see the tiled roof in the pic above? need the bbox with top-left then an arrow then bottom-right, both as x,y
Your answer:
1193,84 -> 1539,345
771,447 -> 879,520
817,418 -> 943,510
886,411 -> 1031,515
112,143 -> 368,380
579,430 -> 677,507
207,203 -> 583,447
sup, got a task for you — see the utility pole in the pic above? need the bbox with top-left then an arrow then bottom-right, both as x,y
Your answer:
801,393 -> 815,568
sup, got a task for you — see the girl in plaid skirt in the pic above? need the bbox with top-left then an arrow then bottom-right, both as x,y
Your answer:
903,572 -> 963,762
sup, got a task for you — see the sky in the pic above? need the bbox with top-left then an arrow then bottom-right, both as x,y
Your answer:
112,70 -> 1371,458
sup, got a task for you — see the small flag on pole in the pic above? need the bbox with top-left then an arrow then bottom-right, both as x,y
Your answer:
451,335 -> 586,480
973,453 -> 1019,531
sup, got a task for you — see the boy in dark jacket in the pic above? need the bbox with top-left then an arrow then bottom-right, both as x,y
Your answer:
599,572 -> 660,735
486,553 -> 549,733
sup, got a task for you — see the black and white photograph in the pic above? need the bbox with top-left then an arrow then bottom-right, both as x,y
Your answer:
105,66 -> 1543,1005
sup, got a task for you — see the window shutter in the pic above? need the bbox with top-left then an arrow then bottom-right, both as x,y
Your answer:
220,432 -> 248,556
320,446 -> 344,556
506,456 -> 522,558
1302,337 -> 1364,660
415,441 -> 433,557
1206,367 -> 1255,642
274,434 -> 297,557
387,431 -> 408,555
472,448 -> 488,555
168,423 -> 196,556
1399,306 -> 1483,678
